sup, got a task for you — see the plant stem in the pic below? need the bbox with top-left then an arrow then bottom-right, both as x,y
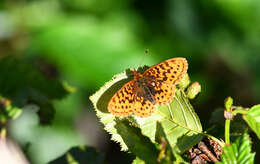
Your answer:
232,108 -> 248,115
224,97 -> 233,146
225,119 -> 230,146
224,106 -> 248,146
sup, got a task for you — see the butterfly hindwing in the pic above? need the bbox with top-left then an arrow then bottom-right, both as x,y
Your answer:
108,81 -> 135,117
147,81 -> 176,105
133,93 -> 155,117
131,84 -> 155,117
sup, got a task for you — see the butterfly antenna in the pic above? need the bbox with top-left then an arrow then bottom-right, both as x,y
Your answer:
137,49 -> 149,68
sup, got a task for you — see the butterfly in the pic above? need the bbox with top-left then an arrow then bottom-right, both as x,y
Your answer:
107,57 -> 188,117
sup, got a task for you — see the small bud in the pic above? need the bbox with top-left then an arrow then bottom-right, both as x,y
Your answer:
178,74 -> 190,89
186,82 -> 201,99
224,97 -> 233,111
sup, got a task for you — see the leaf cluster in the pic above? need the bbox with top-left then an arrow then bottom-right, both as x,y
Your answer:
0,56 -> 69,125
89,70 -> 260,163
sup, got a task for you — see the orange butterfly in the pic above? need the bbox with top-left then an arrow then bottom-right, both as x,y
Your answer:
108,57 -> 188,117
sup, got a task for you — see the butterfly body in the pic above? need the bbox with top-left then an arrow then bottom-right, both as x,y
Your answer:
108,57 -> 188,117
133,70 -> 156,105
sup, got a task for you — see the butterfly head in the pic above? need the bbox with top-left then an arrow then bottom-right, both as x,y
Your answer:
132,69 -> 143,81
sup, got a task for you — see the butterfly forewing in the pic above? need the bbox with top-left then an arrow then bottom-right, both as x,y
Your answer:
143,57 -> 187,105
144,57 -> 188,85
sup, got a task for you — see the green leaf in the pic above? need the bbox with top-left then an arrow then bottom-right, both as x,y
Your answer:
0,57 -> 69,100
217,133 -> 255,164
90,70 -> 203,156
243,105 -> 260,139
155,122 -> 189,164
90,72 -> 131,150
48,146 -> 105,164
136,89 -> 203,154
115,119 -> 159,164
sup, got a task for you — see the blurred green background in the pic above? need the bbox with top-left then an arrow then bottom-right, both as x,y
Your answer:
0,0 -> 259,163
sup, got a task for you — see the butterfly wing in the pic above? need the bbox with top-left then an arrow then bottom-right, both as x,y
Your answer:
148,82 -> 176,105
143,57 -> 188,105
144,57 -> 188,85
132,84 -> 155,117
108,81 -> 135,117
133,97 -> 155,117
108,57 -> 188,117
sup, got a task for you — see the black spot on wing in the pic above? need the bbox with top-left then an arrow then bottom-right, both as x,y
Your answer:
163,72 -> 167,77
154,66 -> 160,73
159,64 -> 165,69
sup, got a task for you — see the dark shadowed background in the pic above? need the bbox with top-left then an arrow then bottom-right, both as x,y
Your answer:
0,0 -> 259,163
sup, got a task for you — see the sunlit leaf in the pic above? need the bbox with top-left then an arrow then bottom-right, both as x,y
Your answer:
243,105 -> 260,139
136,89 -> 203,154
217,133 -> 255,164
90,72 -> 130,151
